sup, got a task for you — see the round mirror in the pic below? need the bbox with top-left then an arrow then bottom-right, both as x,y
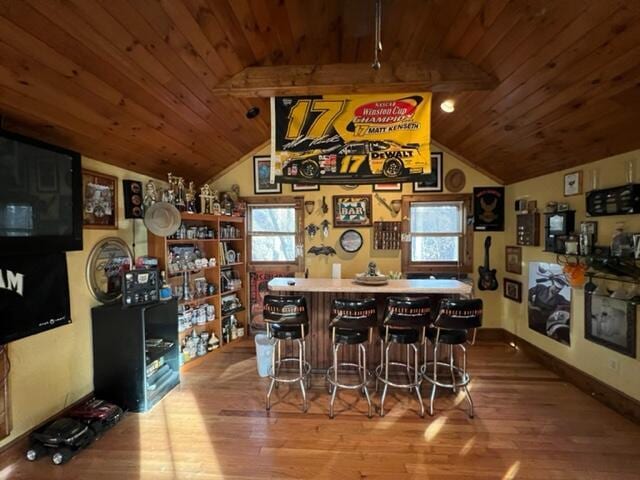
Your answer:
86,237 -> 133,304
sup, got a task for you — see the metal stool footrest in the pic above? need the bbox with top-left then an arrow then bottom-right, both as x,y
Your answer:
268,357 -> 312,383
326,362 -> 371,390
374,362 -> 422,389
421,361 -> 470,389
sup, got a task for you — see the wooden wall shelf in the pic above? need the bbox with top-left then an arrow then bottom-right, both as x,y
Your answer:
148,212 -> 247,368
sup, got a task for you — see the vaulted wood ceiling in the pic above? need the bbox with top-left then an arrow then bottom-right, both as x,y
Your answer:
0,0 -> 639,184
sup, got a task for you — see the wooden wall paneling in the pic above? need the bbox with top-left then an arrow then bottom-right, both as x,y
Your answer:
0,10 -> 235,176
73,0 -> 253,148
0,42 -> 218,171
459,9 -> 640,157
0,345 -> 10,440
433,0 -> 602,145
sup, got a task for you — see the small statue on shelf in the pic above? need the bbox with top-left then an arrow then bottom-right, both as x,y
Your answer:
163,173 -> 175,204
175,176 -> 186,210
367,261 -> 378,277
200,184 -> 212,214
143,180 -> 158,210
186,181 -> 197,213
211,190 -> 221,215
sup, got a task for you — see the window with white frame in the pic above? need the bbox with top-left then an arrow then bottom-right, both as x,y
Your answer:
402,194 -> 472,274
410,201 -> 464,262
248,205 -> 297,263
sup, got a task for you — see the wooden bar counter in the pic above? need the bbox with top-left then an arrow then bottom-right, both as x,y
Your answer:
268,278 -> 472,370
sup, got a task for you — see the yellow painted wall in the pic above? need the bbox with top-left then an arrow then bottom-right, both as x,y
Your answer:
1,157 -> 159,447
211,142 -> 505,328
504,149 -> 640,401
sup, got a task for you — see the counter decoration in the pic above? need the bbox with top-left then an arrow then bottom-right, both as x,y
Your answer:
354,261 -> 388,285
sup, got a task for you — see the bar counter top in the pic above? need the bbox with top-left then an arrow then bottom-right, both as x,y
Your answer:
268,277 -> 472,295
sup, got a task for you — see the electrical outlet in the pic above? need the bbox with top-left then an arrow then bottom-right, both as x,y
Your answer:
608,358 -> 620,372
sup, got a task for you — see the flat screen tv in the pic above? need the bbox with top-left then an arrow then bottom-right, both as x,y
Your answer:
0,129 -> 83,253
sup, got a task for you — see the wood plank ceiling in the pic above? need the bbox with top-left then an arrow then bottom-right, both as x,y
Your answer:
0,0 -> 639,184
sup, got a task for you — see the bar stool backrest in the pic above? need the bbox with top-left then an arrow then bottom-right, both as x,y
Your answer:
330,298 -> 377,330
263,295 -> 308,326
434,298 -> 483,330
383,296 -> 431,328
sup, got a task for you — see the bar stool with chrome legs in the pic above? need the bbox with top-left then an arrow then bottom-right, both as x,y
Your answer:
263,295 -> 312,413
375,296 -> 431,417
326,298 -> 377,419
423,298 -> 483,418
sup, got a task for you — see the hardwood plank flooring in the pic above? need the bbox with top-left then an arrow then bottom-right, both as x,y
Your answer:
1,339 -> 639,479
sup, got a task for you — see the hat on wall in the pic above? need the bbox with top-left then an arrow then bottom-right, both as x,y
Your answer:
143,202 -> 181,237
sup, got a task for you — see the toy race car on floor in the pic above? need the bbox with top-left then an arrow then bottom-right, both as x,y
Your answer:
26,399 -> 123,465
69,398 -> 124,434
26,417 -> 95,465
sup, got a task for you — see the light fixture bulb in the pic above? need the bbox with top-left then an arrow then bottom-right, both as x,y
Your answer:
440,99 -> 455,113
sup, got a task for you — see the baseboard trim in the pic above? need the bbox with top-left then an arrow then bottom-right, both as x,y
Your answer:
498,329 -> 640,425
0,391 -> 94,454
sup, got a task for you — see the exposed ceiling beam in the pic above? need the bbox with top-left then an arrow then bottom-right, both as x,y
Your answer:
210,60 -> 498,97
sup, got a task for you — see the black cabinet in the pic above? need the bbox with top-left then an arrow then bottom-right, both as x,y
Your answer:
91,300 -> 180,412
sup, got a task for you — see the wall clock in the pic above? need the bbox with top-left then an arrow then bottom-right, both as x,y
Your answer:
339,229 -> 363,253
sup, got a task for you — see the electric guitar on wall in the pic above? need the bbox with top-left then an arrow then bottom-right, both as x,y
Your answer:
478,236 -> 498,291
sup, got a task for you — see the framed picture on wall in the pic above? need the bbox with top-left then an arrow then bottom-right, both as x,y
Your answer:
585,293 -> 636,357
373,183 -> 402,192
333,195 -> 372,227
82,169 -> 118,229
504,278 -> 522,303
292,183 -> 319,192
413,152 -> 443,192
505,246 -> 522,274
253,155 -> 281,194
564,171 -> 582,196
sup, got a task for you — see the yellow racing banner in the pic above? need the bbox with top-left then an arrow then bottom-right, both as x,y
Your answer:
271,93 -> 432,184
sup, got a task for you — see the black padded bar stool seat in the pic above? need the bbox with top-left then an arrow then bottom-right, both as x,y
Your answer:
375,296 -> 431,417
263,295 -> 312,413
423,298 -> 483,418
378,327 -> 420,345
426,327 -> 467,345
334,328 -> 369,345
326,298 -> 377,418
270,323 -> 311,340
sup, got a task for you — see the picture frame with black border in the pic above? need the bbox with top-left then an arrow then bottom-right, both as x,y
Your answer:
292,183 -> 319,192
505,246 -> 522,275
504,278 -> 522,303
253,155 -> 281,194
413,152 -> 443,192
585,293 -> 636,358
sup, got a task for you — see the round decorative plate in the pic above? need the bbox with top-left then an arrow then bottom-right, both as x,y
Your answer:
339,229 -> 363,253
445,168 -> 466,193
86,237 -> 133,304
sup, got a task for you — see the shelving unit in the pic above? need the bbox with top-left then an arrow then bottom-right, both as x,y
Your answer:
148,212 -> 247,368
91,300 -> 180,413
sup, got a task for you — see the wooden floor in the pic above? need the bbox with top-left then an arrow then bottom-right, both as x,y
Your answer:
2,339 -> 640,480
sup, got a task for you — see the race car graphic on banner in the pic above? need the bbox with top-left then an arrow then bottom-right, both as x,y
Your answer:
271,93 -> 432,185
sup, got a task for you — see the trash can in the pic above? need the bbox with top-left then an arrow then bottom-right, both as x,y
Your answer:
255,333 -> 275,377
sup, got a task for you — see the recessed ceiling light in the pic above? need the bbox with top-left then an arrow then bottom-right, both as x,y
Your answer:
440,99 -> 455,113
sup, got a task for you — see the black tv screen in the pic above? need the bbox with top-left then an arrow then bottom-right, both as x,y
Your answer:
0,129 -> 82,253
